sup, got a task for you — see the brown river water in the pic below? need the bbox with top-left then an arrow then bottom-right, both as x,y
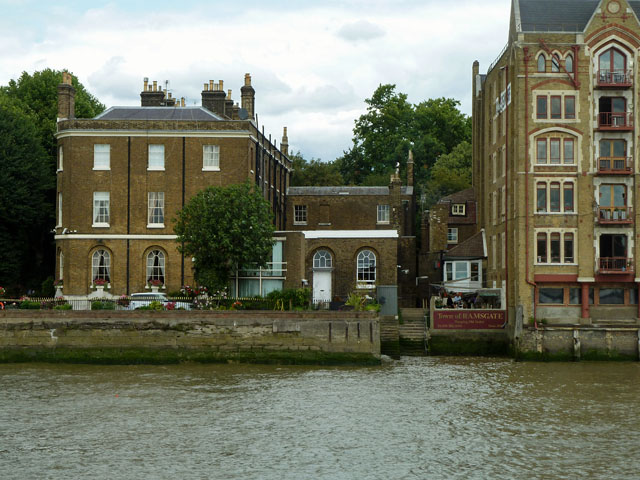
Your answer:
0,358 -> 639,479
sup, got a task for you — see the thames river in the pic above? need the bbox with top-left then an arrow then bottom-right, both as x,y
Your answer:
0,358 -> 639,479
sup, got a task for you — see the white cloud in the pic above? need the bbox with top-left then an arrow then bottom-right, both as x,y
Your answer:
0,0 -> 511,162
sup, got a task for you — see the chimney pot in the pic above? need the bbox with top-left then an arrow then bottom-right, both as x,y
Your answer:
244,73 -> 251,86
204,83 -> 208,91
227,89 -> 232,100
219,80 -> 224,91
153,80 -> 157,92
209,80 -> 214,90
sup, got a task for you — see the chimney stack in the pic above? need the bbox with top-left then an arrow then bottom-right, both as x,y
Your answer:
281,127 -> 289,156
140,78 -> 165,106
57,72 -> 76,121
225,89 -> 234,116
407,149 -> 414,187
241,73 -> 255,119
202,79 -> 227,117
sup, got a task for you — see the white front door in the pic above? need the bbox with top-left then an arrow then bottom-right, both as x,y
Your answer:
313,271 -> 332,303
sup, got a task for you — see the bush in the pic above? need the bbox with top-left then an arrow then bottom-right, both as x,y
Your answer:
267,288 -> 311,310
39,276 -> 55,297
53,303 -> 72,310
91,301 -> 115,310
136,300 -> 165,311
19,300 -> 41,309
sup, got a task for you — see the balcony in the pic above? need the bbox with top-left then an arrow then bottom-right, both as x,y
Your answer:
597,207 -> 633,225
597,156 -> 633,175
597,69 -> 633,88
598,112 -> 633,131
598,257 -> 634,274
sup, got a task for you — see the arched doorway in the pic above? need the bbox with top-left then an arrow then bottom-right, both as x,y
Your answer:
312,250 -> 332,303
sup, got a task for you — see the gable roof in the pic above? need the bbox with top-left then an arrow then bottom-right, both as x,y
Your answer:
287,186 -> 413,196
438,188 -> 475,204
445,230 -> 486,259
95,106 -> 223,121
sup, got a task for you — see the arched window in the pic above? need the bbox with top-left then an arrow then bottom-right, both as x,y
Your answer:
146,250 -> 165,284
537,54 -> 546,72
357,250 -> 376,284
313,250 -> 332,269
599,48 -> 626,75
565,54 -> 573,73
92,250 -> 110,283
551,54 -> 560,72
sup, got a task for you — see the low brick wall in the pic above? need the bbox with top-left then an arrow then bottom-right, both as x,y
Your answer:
0,310 -> 380,365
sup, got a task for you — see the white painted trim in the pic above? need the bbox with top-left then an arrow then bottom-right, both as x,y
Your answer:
55,234 -> 179,240
302,230 -> 398,239
577,277 -> 595,283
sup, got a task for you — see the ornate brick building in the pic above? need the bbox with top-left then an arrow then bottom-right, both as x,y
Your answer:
473,0 -> 640,325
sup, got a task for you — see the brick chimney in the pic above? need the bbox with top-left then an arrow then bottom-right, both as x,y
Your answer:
281,127 -> 289,156
140,78 -> 165,106
57,72 -> 75,121
201,80 -> 227,117
225,89 -> 234,116
241,73 -> 255,119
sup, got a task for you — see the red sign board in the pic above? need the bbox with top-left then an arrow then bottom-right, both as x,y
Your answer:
432,310 -> 506,330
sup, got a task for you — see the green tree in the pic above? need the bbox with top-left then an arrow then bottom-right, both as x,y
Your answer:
174,182 -> 275,291
1,69 -> 105,162
336,84 -> 471,190
421,141 -> 472,206
0,97 -> 53,293
290,151 -> 344,186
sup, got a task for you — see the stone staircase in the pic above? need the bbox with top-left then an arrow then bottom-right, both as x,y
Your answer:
398,308 -> 427,356
380,316 -> 400,357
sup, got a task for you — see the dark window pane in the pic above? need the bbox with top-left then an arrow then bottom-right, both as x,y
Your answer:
550,183 -> 560,212
599,288 -> 624,305
630,288 -> 638,305
569,288 -> 581,305
550,139 -> 560,163
539,288 -> 563,304
565,96 -> 575,118
537,139 -> 547,163
564,184 -> 574,212
564,139 -> 574,163
537,97 -> 547,118
537,184 -> 546,212
564,234 -> 574,263
537,233 -> 547,262
550,233 -> 561,263
551,97 -> 561,118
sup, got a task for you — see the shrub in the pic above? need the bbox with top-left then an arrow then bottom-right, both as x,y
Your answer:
19,300 -> 41,310
137,300 -> 165,311
267,288 -> 311,310
91,301 -> 115,310
53,303 -> 72,310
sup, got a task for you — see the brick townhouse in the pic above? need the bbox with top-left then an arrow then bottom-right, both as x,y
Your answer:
473,0 -> 640,325
55,73 -> 417,307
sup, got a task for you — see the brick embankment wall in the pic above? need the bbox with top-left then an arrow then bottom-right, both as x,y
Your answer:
517,327 -> 640,361
0,311 -> 380,365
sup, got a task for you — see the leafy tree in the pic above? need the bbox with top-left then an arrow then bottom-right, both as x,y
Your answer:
0,97 -> 53,293
1,69 -> 105,162
290,151 -> 344,186
174,182 -> 275,291
422,141 -> 472,206
336,84 -> 471,191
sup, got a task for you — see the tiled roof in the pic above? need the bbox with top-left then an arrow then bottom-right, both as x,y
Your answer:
288,186 -> 413,196
95,106 -> 223,121
438,188 -> 475,204
445,231 -> 486,259
518,0 -> 599,32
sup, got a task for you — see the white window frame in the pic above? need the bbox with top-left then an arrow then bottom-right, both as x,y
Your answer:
356,250 -> 376,286
313,250 -> 333,269
58,146 -> 63,172
447,228 -> 458,244
147,192 -> 165,228
535,178 -> 576,215
57,192 -> 62,228
92,192 -> 110,227
451,204 -> 466,216
294,205 -> 307,225
146,250 -> 165,285
377,204 -> 390,224
148,144 -> 165,171
92,250 -> 111,283
93,144 -> 110,170
535,228 -> 577,265
203,145 -> 220,171
444,261 -> 476,282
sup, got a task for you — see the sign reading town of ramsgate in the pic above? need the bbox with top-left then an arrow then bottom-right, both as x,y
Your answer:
433,310 -> 506,330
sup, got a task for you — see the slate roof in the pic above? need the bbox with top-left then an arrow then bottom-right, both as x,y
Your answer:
438,188 -> 475,204
517,0 -> 640,32
287,186 -> 413,196
95,106 -> 223,121
445,231 -> 486,259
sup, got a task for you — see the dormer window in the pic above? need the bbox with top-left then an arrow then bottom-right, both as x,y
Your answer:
451,204 -> 466,216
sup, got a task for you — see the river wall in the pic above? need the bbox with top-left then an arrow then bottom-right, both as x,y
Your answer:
0,310 -> 380,365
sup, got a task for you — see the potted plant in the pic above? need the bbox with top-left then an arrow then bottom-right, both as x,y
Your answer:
93,278 -> 107,294
148,279 -> 163,293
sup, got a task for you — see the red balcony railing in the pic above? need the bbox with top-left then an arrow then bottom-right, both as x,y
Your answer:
597,206 -> 633,224
597,69 -> 633,88
598,112 -> 633,130
598,257 -> 633,273
597,156 -> 633,174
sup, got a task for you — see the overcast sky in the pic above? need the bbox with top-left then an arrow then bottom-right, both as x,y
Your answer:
0,0 -> 510,161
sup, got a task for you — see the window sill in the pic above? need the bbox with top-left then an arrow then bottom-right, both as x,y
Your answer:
93,167 -> 110,171
535,212 -> 577,215
535,263 -> 578,266
92,224 -> 110,228
356,284 -> 375,290
294,221 -> 307,226
147,167 -> 165,171
318,223 -> 331,226
147,224 -> 165,229
202,167 -> 220,172
56,169 -> 63,173
377,221 -> 390,225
